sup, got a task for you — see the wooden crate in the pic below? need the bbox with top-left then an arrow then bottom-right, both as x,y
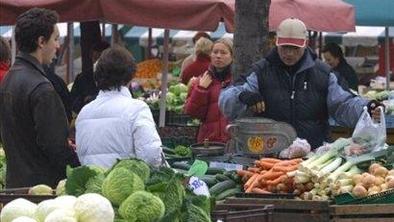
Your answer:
223,197 -> 330,222
213,203 -> 274,222
330,204 -> 394,222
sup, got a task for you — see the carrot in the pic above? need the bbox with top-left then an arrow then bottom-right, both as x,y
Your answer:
247,167 -> 261,173
260,161 -> 275,170
260,158 -> 282,163
261,171 -> 284,180
245,174 -> 264,193
272,164 -> 299,172
251,187 -> 272,194
244,173 -> 259,190
237,170 -> 254,177
266,175 -> 288,186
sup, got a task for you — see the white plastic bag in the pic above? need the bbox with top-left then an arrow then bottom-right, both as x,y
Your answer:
279,138 -> 311,159
350,106 -> 386,155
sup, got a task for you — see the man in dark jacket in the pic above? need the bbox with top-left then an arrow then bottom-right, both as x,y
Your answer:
70,40 -> 110,113
43,59 -> 73,123
322,42 -> 359,91
0,8 -> 80,188
219,18 -> 383,149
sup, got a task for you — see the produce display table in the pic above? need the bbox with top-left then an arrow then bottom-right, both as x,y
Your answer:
221,197 -> 330,222
330,204 -> 394,222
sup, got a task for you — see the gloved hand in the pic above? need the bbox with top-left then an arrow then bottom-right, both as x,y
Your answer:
367,100 -> 385,121
239,91 -> 263,106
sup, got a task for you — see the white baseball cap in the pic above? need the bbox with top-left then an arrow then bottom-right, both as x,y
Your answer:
276,18 -> 307,48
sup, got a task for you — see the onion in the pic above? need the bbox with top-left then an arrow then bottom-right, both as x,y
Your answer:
352,185 -> 367,198
352,174 -> 363,184
388,169 -> 394,176
373,167 -> 388,177
387,178 -> 394,189
361,174 -> 375,188
369,163 -> 381,174
374,176 -> 385,186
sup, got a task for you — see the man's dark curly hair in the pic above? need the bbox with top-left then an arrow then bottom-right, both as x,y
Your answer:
15,8 -> 58,53
94,46 -> 137,91
0,37 -> 11,62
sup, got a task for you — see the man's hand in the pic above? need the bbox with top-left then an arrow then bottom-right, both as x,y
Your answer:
68,138 -> 76,151
367,100 -> 385,122
239,91 -> 265,113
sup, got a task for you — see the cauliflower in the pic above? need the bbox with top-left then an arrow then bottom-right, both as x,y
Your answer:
44,209 -> 76,222
11,216 -> 37,222
55,179 -> 66,196
74,193 -> 114,222
119,191 -> 165,222
28,184 -> 53,195
1,198 -> 38,222
35,196 -> 76,222
102,168 -> 144,206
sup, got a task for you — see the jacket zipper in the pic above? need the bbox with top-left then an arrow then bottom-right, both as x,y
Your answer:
286,71 -> 297,126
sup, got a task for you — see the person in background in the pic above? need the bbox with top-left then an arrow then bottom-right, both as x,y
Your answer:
180,37 -> 213,85
180,32 -> 211,73
70,40 -> 110,114
0,36 -> 11,83
219,18 -> 383,149
76,46 -> 163,168
43,58 -> 73,123
184,38 -> 233,143
0,8 -> 80,188
322,42 -> 359,91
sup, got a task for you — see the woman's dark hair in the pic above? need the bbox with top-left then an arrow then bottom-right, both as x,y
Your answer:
94,46 -> 137,91
0,37 -> 11,62
15,8 -> 59,53
322,42 -> 344,59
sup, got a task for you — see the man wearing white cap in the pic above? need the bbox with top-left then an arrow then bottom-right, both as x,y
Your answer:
219,18 -> 383,149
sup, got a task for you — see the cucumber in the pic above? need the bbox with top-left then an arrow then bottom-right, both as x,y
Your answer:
215,187 -> 242,200
171,162 -> 191,170
198,175 -> 218,187
215,174 -> 231,182
209,180 -> 236,197
206,167 -> 225,175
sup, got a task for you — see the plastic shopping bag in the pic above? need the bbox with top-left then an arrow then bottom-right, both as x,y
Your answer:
347,106 -> 386,156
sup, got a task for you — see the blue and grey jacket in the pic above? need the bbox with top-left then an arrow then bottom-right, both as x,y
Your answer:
219,47 -> 368,148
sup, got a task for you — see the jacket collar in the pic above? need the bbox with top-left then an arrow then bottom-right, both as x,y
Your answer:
97,86 -> 132,98
266,47 -> 316,75
16,52 -> 47,77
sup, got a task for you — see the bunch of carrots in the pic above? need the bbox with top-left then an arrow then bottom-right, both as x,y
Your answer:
237,158 -> 302,194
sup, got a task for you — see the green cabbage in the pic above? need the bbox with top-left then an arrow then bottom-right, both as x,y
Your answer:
152,178 -> 185,213
119,191 -> 165,222
85,173 -> 105,194
182,204 -> 211,222
102,168 -> 144,206
111,159 -> 150,182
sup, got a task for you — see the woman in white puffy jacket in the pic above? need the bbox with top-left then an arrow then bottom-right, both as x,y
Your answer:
75,46 -> 163,168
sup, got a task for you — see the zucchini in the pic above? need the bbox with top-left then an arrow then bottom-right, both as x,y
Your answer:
171,162 -> 191,170
215,174 -> 231,182
215,187 -> 242,200
206,167 -> 225,175
198,175 -> 218,187
209,180 -> 236,197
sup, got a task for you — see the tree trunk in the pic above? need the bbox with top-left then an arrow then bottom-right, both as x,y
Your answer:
80,21 -> 101,75
233,0 -> 271,80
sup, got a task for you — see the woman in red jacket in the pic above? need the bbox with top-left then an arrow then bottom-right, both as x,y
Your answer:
184,38 -> 233,143
0,37 -> 11,83
180,37 -> 213,84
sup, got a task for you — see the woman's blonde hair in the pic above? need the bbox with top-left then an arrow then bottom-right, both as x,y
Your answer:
195,37 -> 213,56
213,38 -> 233,56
